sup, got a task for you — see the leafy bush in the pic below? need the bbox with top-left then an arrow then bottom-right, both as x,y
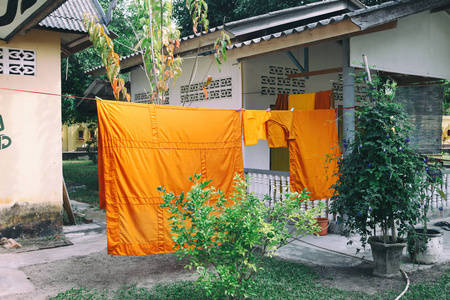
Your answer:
159,174 -> 324,299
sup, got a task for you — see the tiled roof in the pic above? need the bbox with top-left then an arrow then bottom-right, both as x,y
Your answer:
39,0 -> 107,33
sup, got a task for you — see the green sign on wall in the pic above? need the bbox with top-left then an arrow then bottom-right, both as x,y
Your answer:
0,115 -> 11,150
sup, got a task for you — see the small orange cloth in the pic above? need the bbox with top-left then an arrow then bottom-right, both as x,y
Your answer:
288,93 -> 315,111
242,110 -> 271,146
266,111 -> 295,148
315,90 -> 332,109
97,100 -> 244,256
273,94 -> 288,110
289,110 -> 340,200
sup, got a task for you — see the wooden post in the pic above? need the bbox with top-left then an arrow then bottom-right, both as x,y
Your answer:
63,179 -> 76,225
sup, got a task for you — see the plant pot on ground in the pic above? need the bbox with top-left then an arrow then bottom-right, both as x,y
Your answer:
369,236 -> 406,278
408,228 -> 443,264
407,163 -> 446,264
330,70 -> 428,278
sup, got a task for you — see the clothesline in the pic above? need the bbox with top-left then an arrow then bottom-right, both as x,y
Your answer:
0,87 -> 358,111
0,87 -> 108,101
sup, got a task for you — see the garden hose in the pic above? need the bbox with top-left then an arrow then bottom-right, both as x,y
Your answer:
395,269 -> 410,300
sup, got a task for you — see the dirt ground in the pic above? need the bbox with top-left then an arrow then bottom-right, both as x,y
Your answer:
309,259 -> 450,295
19,251 -> 197,300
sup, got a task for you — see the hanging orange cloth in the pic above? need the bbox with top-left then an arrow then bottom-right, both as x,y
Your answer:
289,110 -> 340,200
273,94 -> 288,110
97,100 -> 244,256
242,110 -> 271,146
288,93 -> 315,111
315,90 -> 332,109
266,111 -> 295,148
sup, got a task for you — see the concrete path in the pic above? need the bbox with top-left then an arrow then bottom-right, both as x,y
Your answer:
278,219 -> 450,273
0,233 -> 107,298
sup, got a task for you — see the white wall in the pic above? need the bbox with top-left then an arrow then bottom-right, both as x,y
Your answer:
0,29 -> 62,211
350,10 -> 450,80
0,29 -> 62,237
130,53 -> 242,110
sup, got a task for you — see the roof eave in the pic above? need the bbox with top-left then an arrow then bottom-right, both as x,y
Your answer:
1,0 -> 67,42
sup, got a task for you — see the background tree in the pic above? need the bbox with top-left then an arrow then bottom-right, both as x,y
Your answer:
61,51 -> 97,125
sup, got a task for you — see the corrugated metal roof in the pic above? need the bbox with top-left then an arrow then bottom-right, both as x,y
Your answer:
227,14 -> 350,51
226,0 -> 450,51
224,0 -> 353,37
39,0 -> 107,33
180,0 -> 360,42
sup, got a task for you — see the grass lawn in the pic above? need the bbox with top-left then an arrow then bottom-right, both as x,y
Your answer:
63,160 -> 99,207
49,257 -> 450,300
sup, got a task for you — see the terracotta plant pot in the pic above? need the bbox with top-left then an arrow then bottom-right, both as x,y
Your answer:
368,236 -> 406,278
315,217 -> 329,236
408,228 -> 443,264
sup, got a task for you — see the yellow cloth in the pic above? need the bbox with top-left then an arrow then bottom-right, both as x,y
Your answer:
266,111 -> 295,148
288,93 -> 315,111
242,110 -> 271,146
289,110 -> 340,200
315,90 -> 332,109
97,100 -> 244,256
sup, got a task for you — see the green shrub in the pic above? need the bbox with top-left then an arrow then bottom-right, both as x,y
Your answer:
159,174 -> 324,299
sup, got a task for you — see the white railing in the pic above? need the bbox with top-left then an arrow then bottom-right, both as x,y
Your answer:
245,168 -> 450,220
429,168 -> 450,216
244,168 -> 332,218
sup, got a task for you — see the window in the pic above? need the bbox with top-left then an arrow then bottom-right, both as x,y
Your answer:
89,130 -> 95,140
78,130 -> 84,140
0,47 -> 36,76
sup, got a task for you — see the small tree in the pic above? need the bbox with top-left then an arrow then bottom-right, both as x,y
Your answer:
83,0 -> 230,105
159,174 -> 323,299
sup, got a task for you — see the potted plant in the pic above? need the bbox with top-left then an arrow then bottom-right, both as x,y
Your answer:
408,161 -> 445,264
330,72 -> 427,277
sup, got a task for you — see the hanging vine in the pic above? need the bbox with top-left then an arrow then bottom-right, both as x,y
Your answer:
82,14 -> 130,102
136,0 -> 183,104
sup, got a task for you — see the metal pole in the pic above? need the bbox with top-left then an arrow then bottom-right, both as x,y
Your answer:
362,54 -> 372,83
342,38 -> 355,157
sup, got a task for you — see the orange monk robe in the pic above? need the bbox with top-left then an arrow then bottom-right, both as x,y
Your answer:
266,111 -> 295,148
273,94 -> 288,110
242,110 -> 271,146
288,93 -> 315,111
315,90 -> 332,109
289,110 -> 340,200
97,100 -> 244,256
